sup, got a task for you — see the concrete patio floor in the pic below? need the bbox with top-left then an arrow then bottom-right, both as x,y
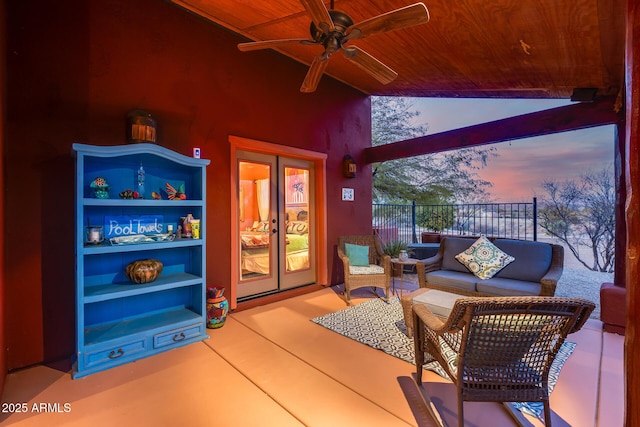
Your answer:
0,281 -> 624,427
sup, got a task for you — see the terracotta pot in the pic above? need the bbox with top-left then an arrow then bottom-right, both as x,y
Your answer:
421,232 -> 441,243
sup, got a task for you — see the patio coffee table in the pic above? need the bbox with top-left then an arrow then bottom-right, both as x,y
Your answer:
401,288 -> 461,337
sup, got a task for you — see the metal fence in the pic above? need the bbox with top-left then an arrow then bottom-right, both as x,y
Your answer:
372,198 -> 537,244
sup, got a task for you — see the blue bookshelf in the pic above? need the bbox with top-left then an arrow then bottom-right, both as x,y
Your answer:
72,143 -> 210,378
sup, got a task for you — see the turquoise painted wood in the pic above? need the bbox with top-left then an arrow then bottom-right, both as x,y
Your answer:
72,143 -> 210,378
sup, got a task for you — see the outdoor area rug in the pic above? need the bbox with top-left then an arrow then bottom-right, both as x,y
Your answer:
310,297 -> 576,421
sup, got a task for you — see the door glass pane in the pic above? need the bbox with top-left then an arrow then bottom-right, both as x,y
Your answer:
284,166 -> 310,273
238,160 -> 272,280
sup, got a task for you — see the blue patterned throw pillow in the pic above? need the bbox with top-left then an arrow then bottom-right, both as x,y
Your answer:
455,236 -> 515,279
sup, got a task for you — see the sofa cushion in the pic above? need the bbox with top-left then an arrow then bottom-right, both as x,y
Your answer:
349,264 -> 385,275
476,276 -> 542,296
454,236 -> 515,279
425,270 -> 477,293
492,239 -> 552,282
441,237 -> 480,273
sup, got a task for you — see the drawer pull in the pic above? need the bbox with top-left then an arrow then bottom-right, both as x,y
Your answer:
108,348 -> 124,359
173,332 -> 186,342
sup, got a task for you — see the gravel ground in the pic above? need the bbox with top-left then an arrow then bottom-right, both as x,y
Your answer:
554,267 -> 610,319
540,236 -> 612,319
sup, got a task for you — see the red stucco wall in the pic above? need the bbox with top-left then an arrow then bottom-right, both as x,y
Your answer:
1,0 -> 7,395
5,0 -> 373,370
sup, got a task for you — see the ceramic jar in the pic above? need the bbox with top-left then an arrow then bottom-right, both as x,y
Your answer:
206,287 -> 229,329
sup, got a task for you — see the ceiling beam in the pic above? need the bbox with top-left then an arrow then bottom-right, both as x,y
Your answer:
363,96 -> 621,164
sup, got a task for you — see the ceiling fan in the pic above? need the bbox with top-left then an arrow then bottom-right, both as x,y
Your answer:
237,0 -> 430,93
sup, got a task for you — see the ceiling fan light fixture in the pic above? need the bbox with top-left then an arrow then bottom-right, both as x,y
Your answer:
309,10 -> 352,44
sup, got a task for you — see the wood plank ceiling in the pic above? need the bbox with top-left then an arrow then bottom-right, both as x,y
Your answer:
169,0 -> 624,99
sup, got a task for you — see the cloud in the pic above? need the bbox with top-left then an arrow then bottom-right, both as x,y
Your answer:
406,98 -> 615,202
479,127 -> 614,201
410,98 -> 572,133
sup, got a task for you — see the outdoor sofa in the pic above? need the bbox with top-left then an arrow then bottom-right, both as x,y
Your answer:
416,236 -> 564,297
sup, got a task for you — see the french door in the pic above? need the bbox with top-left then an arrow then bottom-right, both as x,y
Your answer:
236,151 -> 316,299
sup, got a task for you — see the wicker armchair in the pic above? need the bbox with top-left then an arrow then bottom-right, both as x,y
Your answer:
337,235 -> 391,305
413,296 -> 595,427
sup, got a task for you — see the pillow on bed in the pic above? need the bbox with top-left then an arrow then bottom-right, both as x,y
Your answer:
251,221 -> 269,232
286,221 -> 308,235
345,243 -> 369,266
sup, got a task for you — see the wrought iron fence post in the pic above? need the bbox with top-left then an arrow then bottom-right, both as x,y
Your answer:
412,200 -> 417,243
533,197 -> 538,241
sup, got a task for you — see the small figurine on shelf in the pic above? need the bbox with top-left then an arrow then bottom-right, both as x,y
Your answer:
118,189 -> 140,199
137,163 -> 145,199
90,177 -> 109,199
166,182 -> 186,200
181,213 -> 194,238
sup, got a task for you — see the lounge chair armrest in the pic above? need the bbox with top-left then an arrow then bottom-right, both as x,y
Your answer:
420,253 -> 443,272
416,254 -> 442,288
536,243 -> 563,296
380,254 -> 391,271
416,262 -> 427,287
413,303 -> 446,332
539,265 -> 563,296
337,250 -> 351,272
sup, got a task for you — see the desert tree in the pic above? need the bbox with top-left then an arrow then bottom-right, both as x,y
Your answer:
537,168 -> 615,272
371,96 -> 496,205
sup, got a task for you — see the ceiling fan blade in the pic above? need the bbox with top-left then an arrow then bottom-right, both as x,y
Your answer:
345,3 -> 430,41
342,46 -> 398,84
300,55 -> 329,93
299,0 -> 334,33
238,38 -> 315,52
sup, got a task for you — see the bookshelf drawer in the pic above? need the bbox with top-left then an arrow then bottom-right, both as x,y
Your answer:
85,338 -> 147,369
153,323 -> 204,349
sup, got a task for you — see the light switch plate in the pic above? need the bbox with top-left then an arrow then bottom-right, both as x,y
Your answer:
342,188 -> 354,201
193,148 -> 201,158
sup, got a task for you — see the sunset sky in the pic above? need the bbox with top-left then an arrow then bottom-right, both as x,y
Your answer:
408,98 -> 615,202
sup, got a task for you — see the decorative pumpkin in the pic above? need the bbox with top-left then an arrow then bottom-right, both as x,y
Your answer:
126,259 -> 163,284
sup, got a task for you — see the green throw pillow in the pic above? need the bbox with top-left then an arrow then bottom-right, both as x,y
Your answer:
345,243 -> 370,266
455,236 -> 515,279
